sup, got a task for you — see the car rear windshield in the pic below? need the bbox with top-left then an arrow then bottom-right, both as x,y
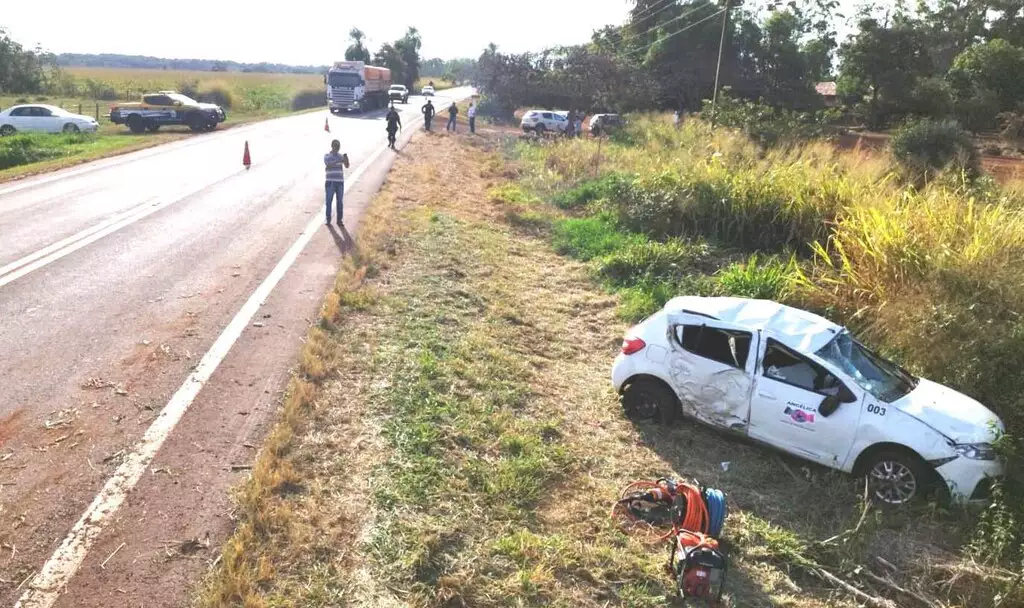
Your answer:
815,332 -> 918,402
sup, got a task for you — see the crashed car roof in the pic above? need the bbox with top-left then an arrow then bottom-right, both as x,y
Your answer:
664,296 -> 842,354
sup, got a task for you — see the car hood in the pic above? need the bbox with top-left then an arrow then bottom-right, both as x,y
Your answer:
196,102 -> 222,111
893,378 -> 1003,443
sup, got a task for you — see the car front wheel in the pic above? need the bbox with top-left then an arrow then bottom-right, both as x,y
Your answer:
63,123 -> 80,133
621,379 -> 677,424
864,449 -> 932,505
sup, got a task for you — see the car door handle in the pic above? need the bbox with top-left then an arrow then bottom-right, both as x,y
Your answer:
758,391 -> 776,400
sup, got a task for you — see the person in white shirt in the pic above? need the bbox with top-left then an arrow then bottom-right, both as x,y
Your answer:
468,102 -> 477,134
323,139 -> 349,226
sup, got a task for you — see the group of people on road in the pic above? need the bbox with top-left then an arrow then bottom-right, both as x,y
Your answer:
324,95 -> 482,226
420,100 -> 478,134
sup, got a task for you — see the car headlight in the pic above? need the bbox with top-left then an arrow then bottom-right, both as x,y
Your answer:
954,442 -> 997,460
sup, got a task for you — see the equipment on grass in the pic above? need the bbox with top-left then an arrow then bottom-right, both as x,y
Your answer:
669,530 -> 728,605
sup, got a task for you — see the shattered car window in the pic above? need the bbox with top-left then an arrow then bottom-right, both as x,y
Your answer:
815,332 -> 917,402
678,324 -> 751,370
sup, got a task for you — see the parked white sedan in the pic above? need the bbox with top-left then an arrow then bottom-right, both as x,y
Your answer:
0,104 -> 99,135
612,296 -> 1004,505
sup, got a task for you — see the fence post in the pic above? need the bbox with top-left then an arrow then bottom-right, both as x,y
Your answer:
78,103 -> 82,115
95,102 -> 99,121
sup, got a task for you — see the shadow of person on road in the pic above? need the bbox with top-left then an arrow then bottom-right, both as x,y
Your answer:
327,224 -> 353,254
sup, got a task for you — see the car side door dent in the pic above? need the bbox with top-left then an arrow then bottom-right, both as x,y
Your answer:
665,313 -> 758,431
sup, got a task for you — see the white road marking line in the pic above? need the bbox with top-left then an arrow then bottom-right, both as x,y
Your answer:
14,138 -> 393,608
0,198 -> 159,282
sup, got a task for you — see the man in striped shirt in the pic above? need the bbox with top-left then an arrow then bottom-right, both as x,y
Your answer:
324,139 -> 349,226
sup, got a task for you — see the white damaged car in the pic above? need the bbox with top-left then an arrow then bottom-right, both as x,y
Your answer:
612,296 -> 1005,505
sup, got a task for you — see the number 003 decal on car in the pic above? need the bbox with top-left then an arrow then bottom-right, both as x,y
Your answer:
868,404 -> 887,416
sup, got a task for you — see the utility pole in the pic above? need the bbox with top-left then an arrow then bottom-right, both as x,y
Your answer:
710,0 -> 731,129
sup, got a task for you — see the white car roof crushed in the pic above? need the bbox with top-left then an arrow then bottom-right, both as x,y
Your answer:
664,296 -> 842,354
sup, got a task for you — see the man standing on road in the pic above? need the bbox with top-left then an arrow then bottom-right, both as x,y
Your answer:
422,100 -> 435,131
446,102 -> 458,132
386,104 -> 402,149
468,101 -> 477,134
324,139 -> 349,226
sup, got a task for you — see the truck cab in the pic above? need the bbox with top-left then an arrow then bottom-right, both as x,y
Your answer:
327,61 -> 391,113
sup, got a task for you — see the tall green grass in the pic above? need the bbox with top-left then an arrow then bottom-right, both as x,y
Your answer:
509,115 -> 1024,571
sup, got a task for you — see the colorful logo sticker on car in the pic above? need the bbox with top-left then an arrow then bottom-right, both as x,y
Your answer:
784,406 -> 815,424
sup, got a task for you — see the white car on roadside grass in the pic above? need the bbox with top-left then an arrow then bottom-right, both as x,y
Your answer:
521,109 -> 569,134
612,296 -> 1004,505
0,104 -> 99,135
422,86 -> 435,96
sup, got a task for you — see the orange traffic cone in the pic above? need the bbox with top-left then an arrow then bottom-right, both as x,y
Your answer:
243,141 -> 251,170
324,118 -> 330,133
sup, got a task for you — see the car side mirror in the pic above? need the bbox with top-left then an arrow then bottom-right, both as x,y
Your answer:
819,394 -> 841,418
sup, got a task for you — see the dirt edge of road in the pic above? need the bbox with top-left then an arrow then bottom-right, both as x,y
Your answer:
189,124 -> 883,608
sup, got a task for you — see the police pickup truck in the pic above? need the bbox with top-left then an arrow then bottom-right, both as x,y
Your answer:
110,91 -> 226,133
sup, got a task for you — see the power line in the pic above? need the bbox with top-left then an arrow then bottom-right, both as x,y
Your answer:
625,8 -> 727,57
622,2 -> 720,45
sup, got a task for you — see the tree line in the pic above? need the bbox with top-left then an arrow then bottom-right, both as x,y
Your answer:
474,0 -> 1024,133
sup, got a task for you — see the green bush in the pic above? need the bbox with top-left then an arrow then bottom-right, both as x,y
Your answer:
715,254 -> 798,300
890,118 -> 980,183
0,133 -> 93,170
291,88 -> 325,111
197,84 -> 234,109
704,92 -> 838,148
597,239 -> 709,286
552,173 -> 634,210
551,214 -> 647,261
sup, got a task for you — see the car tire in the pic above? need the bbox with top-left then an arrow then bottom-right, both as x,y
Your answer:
1,124 -> 17,136
621,379 -> 678,424
535,124 -> 546,135
145,120 -> 160,133
862,448 -> 934,506
188,113 -> 206,132
127,115 -> 146,134
62,123 -> 80,133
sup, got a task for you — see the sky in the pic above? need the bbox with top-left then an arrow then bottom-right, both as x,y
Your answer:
4,0 -> 866,65
3,0 -> 637,64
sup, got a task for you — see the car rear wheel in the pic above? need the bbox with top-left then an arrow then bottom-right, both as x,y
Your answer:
864,449 -> 932,505
62,123 -> 80,133
127,115 -> 146,134
621,379 -> 677,424
1,125 -> 17,136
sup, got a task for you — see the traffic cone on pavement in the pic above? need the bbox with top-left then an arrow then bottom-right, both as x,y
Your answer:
243,141 -> 251,170
324,118 -> 330,133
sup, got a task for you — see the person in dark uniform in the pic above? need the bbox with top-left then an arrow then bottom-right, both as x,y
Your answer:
422,100 -> 435,131
446,102 -> 458,132
385,104 -> 402,149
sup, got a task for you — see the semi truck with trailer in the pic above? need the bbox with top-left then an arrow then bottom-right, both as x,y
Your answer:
326,61 -> 392,113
